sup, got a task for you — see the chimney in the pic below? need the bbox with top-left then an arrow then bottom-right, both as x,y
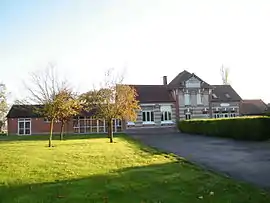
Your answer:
163,76 -> 167,85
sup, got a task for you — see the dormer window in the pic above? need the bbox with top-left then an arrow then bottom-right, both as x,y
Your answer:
186,77 -> 201,88
225,93 -> 230,98
212,93 -> 218,99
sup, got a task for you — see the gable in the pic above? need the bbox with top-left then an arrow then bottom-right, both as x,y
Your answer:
168,70 -> 211,89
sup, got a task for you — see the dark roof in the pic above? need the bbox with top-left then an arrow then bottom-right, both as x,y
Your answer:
130,85 -> 175,103
211,85 -> 242,102
6,105 -> 43,118
168,70 -> 211,89
241,99 -> 268,115
7,105 -> 97,118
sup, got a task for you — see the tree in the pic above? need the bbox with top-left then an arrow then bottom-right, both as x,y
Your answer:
0,83 -> 8,131
82,69 -> 140,143
24,63 -> 70,147
56,90 -> 83,140
220,64 -> 230,85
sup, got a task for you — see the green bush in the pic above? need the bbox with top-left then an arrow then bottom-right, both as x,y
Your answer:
178,116 -> 270,141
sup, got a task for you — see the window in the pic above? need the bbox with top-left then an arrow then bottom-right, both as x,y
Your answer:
184,93 -> 190,105
225,93 -> 231,98
161,111 -> 172,121
212,94 -> 218,99
197,93 -> 202,104
186,77 -> 201,88
185,113 -> 191,120
142,111 -> 154,122
18,118 -> 31,135
202,109 -> 208,114
230,113 -> 236,117
73,117 -> 111,134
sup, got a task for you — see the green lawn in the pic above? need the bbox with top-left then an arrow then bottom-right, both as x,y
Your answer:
0,134 -> 269,203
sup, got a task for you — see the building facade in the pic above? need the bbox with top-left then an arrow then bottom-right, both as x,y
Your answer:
7,70 -> 259,135
7,105 -> 122,135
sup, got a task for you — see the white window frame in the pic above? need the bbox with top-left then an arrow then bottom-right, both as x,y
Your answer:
18,118 -> 31,135
161,111 -> 173,124
142,111 -> 155,124
73,117 -> 108,134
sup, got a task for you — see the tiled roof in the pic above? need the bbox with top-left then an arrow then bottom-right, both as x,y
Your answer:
240,99 -> 268,115
168,70 -> 211,89
211,85 -> 242,102
130,85 -> 175,103
6,105 -> 97,118
6,105 -> 43,118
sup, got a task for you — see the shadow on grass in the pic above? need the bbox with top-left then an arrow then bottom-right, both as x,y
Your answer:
1,162 -> 270,203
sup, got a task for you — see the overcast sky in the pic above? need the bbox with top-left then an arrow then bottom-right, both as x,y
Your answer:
1,0 -> 270,103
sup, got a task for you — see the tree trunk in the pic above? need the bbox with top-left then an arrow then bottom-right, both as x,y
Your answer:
109,119 -> 113,143
60,121 -> 64,141
49,120 -> 54,147
107,120 -> 110,138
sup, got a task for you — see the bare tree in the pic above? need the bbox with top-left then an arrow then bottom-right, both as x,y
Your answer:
24,63 -> 70,147
0,83 -> 8,131
220,64 -> 230,85
82,69 -> 140,143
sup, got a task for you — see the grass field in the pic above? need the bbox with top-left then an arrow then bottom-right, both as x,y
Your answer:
0,134 -> 269,203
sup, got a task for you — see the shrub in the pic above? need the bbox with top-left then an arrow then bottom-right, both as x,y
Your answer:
178,116 -> 270,141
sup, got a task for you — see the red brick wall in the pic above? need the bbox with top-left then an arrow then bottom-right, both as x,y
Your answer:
7,118 -> 17,135
7,118 -> 74,135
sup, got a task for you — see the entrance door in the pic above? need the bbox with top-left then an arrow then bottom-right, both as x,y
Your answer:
18,118 -> 31,135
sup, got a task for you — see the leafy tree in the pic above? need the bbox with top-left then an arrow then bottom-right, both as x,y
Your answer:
0,83 -> 8,131
23,63 -> 71,147
82,69 -> 140,143
56,90 -> 83,140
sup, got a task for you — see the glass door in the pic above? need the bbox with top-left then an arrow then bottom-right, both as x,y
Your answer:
18,118 -> 31,135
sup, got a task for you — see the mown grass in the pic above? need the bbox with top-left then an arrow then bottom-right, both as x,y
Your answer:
0,134 -> 269,203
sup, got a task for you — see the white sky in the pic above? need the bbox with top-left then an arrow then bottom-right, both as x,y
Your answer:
1,0 -> 270,103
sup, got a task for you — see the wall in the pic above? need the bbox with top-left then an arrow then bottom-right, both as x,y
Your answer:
131,102 -> 176,127
7,117 -> 74,135
211,101 -> 240,116
178,89 -> 210,120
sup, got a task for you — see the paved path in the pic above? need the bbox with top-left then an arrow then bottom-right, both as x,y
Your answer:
126,127 -> 270,189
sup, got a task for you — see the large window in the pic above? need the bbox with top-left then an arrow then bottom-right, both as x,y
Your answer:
142,111 -> 154,122
197,93 -> 202,105
73,117 -> 122,133
18,118 -> 31,135
161,111 -> 172,121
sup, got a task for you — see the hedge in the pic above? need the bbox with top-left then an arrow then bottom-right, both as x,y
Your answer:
178,116 -> 270,141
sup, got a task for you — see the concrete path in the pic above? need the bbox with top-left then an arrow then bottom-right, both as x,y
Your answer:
126,127 -> 270,189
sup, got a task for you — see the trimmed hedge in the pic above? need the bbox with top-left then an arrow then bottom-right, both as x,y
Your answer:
178,116 -> 270,141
